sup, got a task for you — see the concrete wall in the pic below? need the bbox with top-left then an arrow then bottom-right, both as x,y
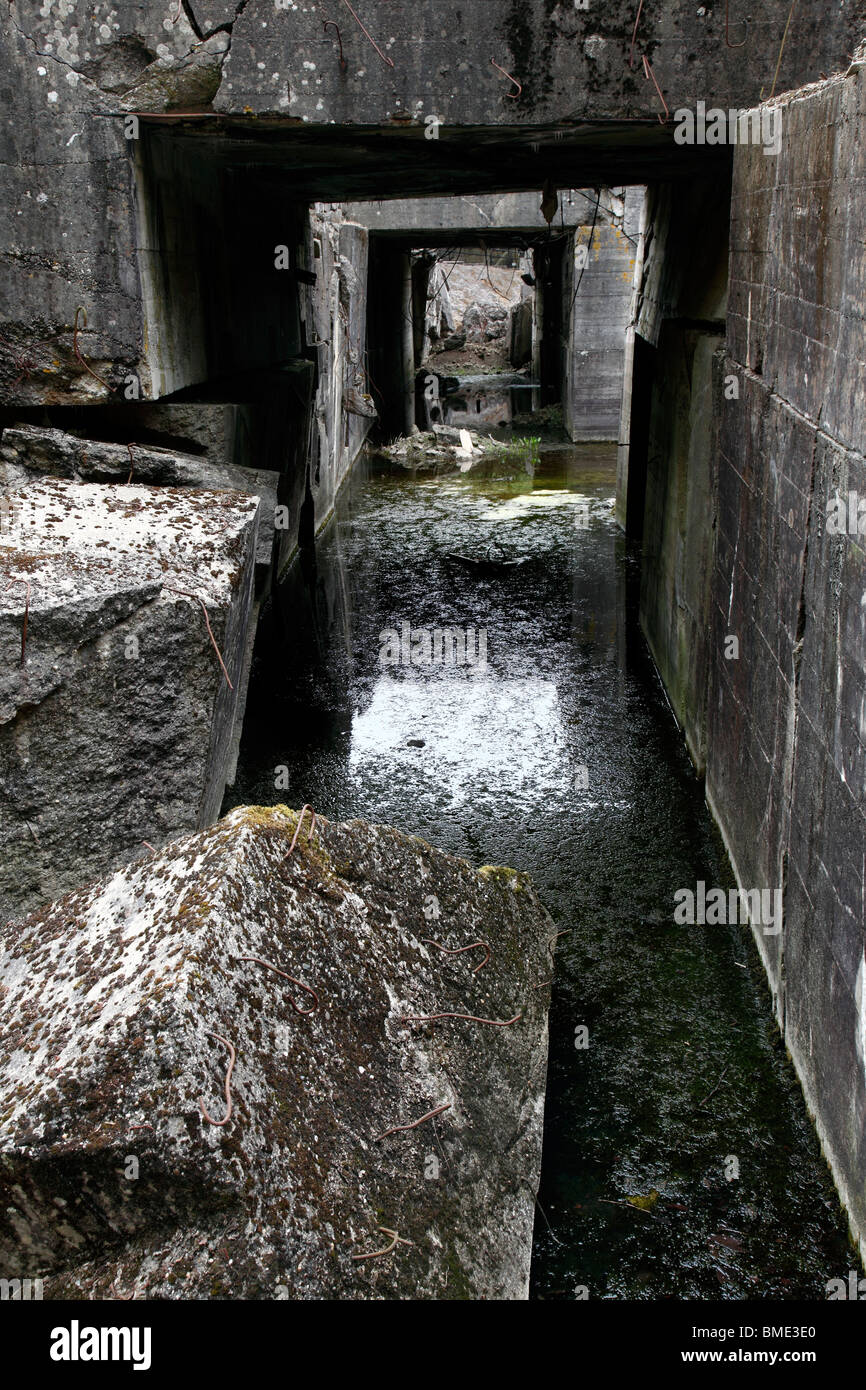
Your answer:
2,2 -> 861,408
705,62 -> 866,1260
565,186 -> 643,442
346,190 -> 621,238
631,176 -> 730,767
628,57 -> 866,1258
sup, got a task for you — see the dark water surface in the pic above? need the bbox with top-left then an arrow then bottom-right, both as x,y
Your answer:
226,440 -> 854,1300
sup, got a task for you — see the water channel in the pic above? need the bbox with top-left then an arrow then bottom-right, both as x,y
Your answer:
226,430 -> 852,1300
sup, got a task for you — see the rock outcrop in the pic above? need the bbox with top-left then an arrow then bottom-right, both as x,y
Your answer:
0,806 -> 553,1300
0,478 -> 260,923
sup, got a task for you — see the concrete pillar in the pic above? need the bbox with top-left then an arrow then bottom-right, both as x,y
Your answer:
401,253 -> 416,435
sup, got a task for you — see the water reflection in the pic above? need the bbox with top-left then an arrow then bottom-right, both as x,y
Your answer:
227,439 -> 851,1301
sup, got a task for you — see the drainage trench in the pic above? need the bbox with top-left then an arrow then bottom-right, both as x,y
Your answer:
225,428 -> 851,1299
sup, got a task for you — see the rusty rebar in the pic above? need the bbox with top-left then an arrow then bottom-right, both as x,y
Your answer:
422,938 -> 491,973
337,0 -> 394,68
237,954 -> 319,1015
72,307 -> 111,391
725,0 -> 747,48
323,20 -> 348,71
3,578 -> 31,664
628,0 -> 645,68
198,1031 -> 235,1127
373,1103 -> 451,1142
642,55 -> 669,123
163,586 -> 233,689
768,0 -> 797,100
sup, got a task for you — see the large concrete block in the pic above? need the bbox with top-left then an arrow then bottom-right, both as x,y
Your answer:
0,477 -> 260,922
0,805 -> 552,1299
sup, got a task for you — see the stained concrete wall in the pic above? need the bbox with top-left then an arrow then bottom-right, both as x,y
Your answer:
565,186 -> 643,442
345,190 -> 621,238
2,2 -> 862,407
631,176 -> 730,768
630,56 -> 866,1258
704,61 -> 866,1261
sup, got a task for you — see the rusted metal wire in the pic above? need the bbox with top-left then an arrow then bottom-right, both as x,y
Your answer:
491,58 -> 521,99
373,1103 -> 451,1142
422,938 -> 491,973
642,55 -> 669,123
628,0 -> 645,69
3,578 -> 31,665
237,954 -> 319,1015
72,307 -> 111,391
162,586 -> 233,689
281,803 -> 317,859
198,1030 -> 235,1127
399,1011 -> 523,1028
323,20 -> 348,72
351,1227 -> 414,1261
725,0 -> 747,48
338,0 -> 394,68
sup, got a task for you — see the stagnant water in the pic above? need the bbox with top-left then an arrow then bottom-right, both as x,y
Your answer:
226,438 -> 854,1300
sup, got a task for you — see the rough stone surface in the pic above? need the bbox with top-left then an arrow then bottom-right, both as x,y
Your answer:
0,478 -> 259,923
625,64 -> 866,1261
0,805 -> 553,1300
0,425 -> 278,573
215,1 -> 862,123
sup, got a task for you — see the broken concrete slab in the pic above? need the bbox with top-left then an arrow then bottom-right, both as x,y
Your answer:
0,425 -> 278,574
0,804 -> 553,1300
0,477 -> 260,923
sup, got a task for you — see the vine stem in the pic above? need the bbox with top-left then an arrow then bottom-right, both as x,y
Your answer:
422,938 -> 490,973
352,1227 -> 414,1261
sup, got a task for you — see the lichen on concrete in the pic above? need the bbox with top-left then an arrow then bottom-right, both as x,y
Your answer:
0,805 -> 553,1299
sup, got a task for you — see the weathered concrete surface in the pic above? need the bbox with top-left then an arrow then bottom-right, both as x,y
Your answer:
346,189 -> 629,240
564,186 -> 643,442
294,208 -> 372,566
629,176 -> 730,766
0,805 -> 553,1299
702,62 -> 866,1261
0,424 -> 278,573
2,3 -> 862,407
0,478 -> 259,923
215,1 -> 862,122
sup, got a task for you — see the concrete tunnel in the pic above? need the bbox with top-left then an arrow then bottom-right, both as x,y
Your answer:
0,0 -> 865,1322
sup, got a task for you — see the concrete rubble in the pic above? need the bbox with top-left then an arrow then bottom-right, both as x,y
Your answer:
0,805 -> 553,1300
0,477 -> 260,923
